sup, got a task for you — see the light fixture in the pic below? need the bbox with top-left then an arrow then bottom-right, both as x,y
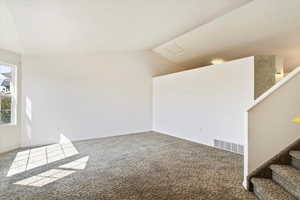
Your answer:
211,59 -> 224,65
293,116 -> 300,124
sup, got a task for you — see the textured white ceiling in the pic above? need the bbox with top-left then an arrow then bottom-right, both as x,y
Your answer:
3,0 -> 251,54
154,0 -> 300,71
4,0 -> 300,72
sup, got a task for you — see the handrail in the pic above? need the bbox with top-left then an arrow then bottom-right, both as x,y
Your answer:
248,67 -> 300,111
244,66 -> 300,189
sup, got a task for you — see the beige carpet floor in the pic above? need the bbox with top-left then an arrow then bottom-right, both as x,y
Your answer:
0,132 -> 255,200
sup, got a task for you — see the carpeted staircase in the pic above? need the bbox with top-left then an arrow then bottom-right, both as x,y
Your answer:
251,150 -> 300,200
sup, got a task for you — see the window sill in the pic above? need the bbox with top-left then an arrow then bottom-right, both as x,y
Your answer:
0,123 -> 17,127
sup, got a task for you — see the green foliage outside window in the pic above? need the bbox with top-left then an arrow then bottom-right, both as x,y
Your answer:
0,96 -> 11,123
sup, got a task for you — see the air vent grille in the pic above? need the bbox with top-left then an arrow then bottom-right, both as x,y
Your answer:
213,139 -> 244,155
164,43 -> 184,56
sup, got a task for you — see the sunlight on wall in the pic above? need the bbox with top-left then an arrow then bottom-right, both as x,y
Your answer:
25,97 -> 32,121
7,135 -> 78,177
24,96 -> 33,146
25,123 -> 32,141
59,134 -> 72,144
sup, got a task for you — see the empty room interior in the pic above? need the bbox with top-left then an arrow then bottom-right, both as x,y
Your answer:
1,0 -> 300,199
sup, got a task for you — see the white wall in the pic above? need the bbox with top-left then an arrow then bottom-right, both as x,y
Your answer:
0,2 -> 22,53
153,57 -> 255,146
245,67 -> 300,187
21,51 -> 174,147
0,48 -> 22,153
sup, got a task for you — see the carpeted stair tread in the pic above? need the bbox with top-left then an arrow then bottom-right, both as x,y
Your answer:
270,164 -> 300,184
290,151 -> 300,160
251,178 -> 297,200
290,151 -> 300,170
270,164 -> 300,199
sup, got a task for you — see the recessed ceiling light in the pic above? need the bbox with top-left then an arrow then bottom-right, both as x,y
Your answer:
211,59 -> 224,65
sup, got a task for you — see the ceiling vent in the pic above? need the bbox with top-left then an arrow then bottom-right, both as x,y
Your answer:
164,43 -> 184,56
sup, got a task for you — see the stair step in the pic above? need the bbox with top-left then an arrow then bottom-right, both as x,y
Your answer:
251,178 -> 297,200
290,151 -> 300,169
270,164 -> 300,199
290,151 -> 300,160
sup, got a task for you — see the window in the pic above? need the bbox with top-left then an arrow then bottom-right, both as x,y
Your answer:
0,64 -> 16,125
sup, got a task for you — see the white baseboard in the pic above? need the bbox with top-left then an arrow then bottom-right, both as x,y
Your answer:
20,129 -> 153,149
0,144 -> 20,154
243,179 -> 249,190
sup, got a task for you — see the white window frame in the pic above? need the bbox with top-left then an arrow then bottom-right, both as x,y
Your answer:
0,62 -> 17,126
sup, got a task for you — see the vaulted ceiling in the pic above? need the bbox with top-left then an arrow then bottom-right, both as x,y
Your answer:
1,0 -> 251,54
1,0 -> 300,71
154,0 -> 300,71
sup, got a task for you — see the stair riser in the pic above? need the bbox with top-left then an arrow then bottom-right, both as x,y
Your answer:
291,158 -> 300,170
253,187 -> 265,200
272,172 -> 300,199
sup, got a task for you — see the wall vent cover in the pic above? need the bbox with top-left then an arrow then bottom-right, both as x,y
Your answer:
213,139 -> 244,155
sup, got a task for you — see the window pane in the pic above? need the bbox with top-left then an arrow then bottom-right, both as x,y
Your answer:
0,65 -> 13,124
